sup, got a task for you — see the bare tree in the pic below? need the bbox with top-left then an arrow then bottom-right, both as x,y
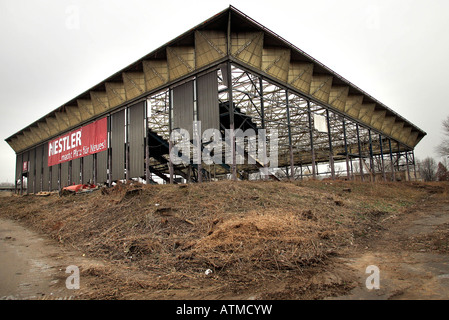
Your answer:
436,162 -> 449,181
437,116 -> 449,157
417,157 -> 437,182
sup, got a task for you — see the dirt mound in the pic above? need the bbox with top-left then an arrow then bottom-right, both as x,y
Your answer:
191,210 -> 326,271
1,180 -> 444,299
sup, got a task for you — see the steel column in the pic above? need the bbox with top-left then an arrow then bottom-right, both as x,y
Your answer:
259,77 -> 265,130
227,62 -> 237,181
368,129 -> 374,182
356,123 -> 364,181
40,147 -> 43,192
169,88 -> 174,184
405,150 -> 411,181
32,149 -> 36,194
326,109 -> 335,180
93,153 -> 97,185
48,165 -> 50,191
412,150 -> 417,181
68,161 -> 72,186
260,77 -> 267,180
342,118 -> 351,180
125,108 -> 129,181
286,90 -> 294,181
20,154 -> 23,195
80,158 -> 84,184
58,163 -> 61,193
388,138 -> 395,181
412,150 -> 417,180
145,100 -> 150,185
307,101 -> 316,179
15,155 -> 18,195
194,79 -> 202,183
108,116 -> 112,186
379,134 -> 386,182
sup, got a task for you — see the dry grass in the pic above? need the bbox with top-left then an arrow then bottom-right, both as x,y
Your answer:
0,179 -> 441,299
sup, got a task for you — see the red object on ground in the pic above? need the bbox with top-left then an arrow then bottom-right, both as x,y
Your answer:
63,184 -> 97,193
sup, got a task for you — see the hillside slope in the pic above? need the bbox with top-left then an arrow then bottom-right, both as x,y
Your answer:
0,180 -> 447,299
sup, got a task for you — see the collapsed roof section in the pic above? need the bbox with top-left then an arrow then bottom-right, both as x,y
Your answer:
5,6 -> 426,153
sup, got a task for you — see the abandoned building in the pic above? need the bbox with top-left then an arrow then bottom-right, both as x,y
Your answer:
5,6 -> 426,194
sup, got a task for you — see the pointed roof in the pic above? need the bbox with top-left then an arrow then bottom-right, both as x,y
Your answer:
5,6 -> 426,153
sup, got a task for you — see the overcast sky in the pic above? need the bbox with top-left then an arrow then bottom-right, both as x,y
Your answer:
1,0 -> 448,183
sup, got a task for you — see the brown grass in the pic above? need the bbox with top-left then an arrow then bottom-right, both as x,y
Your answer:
0,179 -> 442,299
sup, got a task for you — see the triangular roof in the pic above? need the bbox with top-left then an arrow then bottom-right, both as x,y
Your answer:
5,6 -> 426,153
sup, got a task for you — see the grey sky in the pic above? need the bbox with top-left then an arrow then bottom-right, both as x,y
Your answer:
1,0 -> 448,183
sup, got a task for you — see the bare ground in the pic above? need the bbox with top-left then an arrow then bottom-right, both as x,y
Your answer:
0,180 -> 448,300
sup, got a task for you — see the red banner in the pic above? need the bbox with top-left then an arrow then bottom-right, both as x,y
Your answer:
48,117 -> 107,167
22,161 -> 29,173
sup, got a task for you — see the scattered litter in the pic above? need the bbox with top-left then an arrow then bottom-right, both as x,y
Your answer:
36,191 -> 51,197
205,269 -> 213,276
60,184 -> 99,196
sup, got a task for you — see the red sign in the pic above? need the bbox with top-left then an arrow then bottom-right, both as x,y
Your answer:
48,117 -> 107,167
23,161 -> 29,173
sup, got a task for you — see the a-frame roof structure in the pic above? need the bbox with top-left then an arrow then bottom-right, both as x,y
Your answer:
5,6 -> 426,153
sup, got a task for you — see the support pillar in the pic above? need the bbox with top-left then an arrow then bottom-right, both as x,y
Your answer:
405,150 -> 411,181
396,141 -> 401,172
194,120 -> 202,183
58,163 -> 61,193
40,148 -> 44,192
356,123 -> 364,181
343,118 -> 351,180
93,153 -> 97,185
388,138 -> 395,181
14,156 -> 18,195
80,158 -> 83,184
32,150 -> 36,194
107,116 -> 112,186
20,155 -> 24,195
368,129 -> 375,182
326,109 -> 335,180
286,90 -> 294,181
145,100 -> 150,185
68,160 -> 72,186
227,62 -> 237,181
259,77 -> 267,180
379,134 -> 386,182
125,108 -> 130,182
168,89 -> 174,184
307,101 -> 316,179
49,165 -> 52,193
412,150 -> 417,181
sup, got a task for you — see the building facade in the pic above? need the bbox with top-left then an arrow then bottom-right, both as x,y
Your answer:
5,7 -> 426,194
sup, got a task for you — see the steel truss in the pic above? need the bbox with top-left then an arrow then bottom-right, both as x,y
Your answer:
143,63 -> 417,184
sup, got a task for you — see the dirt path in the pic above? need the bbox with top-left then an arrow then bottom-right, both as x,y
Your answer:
331,194 -> 449,300
0,218 -> 102,300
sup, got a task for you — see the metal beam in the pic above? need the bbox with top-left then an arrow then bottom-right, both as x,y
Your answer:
307,100 -> 316,179
326,109 -> 335,180
379,134 -> 386,181
286,89 -> 294,180
343,118 -> 351,180
356,123 -> 364,181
